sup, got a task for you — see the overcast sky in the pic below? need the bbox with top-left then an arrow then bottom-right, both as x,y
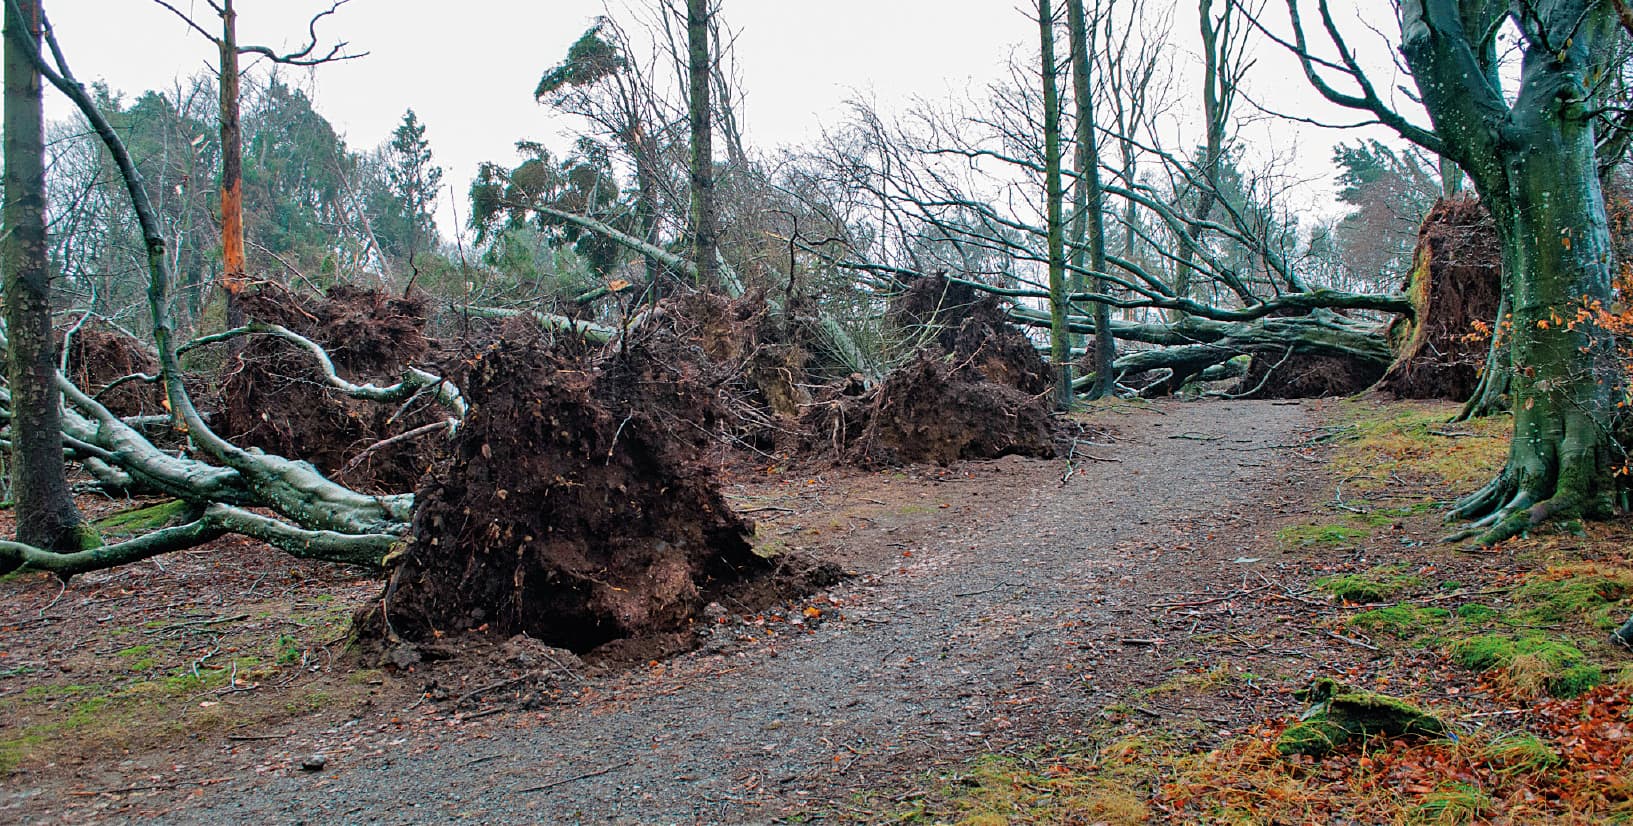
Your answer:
44,0 -> 1408,233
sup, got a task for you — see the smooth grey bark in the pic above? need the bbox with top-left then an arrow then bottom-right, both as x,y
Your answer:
1066,0 -> 1115,399
3,0 -> 87,569
687,0 -> 717,288
1283,0 -> 1623,544
1039,0 -> 1074,409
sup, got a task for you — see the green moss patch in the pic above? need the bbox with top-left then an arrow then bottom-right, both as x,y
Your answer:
1348,605 -> 1450,639
1450,634 -> 1604,698
1509,567 -> 1633,630
93,499 -> 195,537
1277,522 -> 1370,547
1276,679 -> 1447,758
1315,564 -> 1424,604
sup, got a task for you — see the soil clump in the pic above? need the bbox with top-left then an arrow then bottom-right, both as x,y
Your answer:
1377,196 -> 1502,400
366,318 -> 834,659
804,276 -> 1057,465
218,283 -> 442,493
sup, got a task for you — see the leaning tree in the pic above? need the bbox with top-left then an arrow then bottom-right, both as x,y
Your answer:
1272,0 -> 1629,544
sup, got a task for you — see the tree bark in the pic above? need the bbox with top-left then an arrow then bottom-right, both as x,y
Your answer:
687,0 -> 717,289
217,0 -> 247,334
3,0 -> 86,567
1398,0 -> 1622,543
1067,0 -> 1115,399
1038,0 -> 1073,409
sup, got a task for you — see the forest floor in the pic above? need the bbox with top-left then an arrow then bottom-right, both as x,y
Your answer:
2,396 -> 1631,824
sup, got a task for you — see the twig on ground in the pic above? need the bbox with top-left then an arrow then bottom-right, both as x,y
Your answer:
454,675 -> 532,708
518,758 -> 636,794
1325,631 -> 1380,651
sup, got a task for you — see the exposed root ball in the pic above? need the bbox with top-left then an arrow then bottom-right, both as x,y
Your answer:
61,322 -> 164,418
1234,351 -> 1385,399
805,349 -> 1056,466
220,283 -> 441,492
891,276 -> 1052,395
1378,196 -> 1502,400
371,321 -> 773,654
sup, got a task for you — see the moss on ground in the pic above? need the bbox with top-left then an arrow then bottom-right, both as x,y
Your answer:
1323,401 -> 1509,492
1316,564 -> 1425,603
1450,634 -> 1603,698
1348,605 -> 1451,640
1278,522 -> 1371,547
1275,679 -> 1447,758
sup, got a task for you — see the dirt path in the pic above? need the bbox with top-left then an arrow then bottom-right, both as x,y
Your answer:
156,400 -> 1314,825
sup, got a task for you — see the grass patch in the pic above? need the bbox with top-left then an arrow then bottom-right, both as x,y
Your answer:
1325,401 -> 1509,491
1478,732 -> 1561,773
1412,782 -> 1493,825
1315,564 -> 1424,603
1450,634 -> 1604,698
1509,563 -> 1633,630
857,738 -> 1159,825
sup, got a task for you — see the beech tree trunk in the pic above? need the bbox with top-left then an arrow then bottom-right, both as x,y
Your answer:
1038,0 -> 1073,409
1397,1 -> 1622,543
687,0 -> 717,288
3,0 -> 86,567
1067,0 -> 1115,399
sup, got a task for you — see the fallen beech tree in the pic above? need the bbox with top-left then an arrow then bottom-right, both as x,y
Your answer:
0,15 -> 434,573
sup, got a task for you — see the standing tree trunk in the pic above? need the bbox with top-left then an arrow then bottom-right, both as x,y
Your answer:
214,0 -> 249,351
3,0 -> 87,569
1394,1 -> 1622,543
1067,0 -> 1115,400
218,0 -> 244,291
1038,0 -> 1073,409
1169,0 -> 1227,317
686,0 -> 717,288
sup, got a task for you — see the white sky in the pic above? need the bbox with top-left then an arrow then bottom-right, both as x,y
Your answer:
44,0 -> 1410,235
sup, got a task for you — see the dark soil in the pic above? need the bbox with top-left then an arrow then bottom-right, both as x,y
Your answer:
218,283 -> 443,493
804,349 -> 1057,466
367,319 -> 830,658
15,398 -> 1321,825
803,276 -> 1057,466
60,321 -> 163,418
1377,196 -> 1502,400
1235,351 -> 1386,399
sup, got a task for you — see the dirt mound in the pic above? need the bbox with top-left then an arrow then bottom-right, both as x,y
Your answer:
1377,196 -> 1502,400
632,290 -> 814,453
219,283 -> 441,492
60,321 -> 164,418
804,349 -> 1056,466
799,277 -> 1056,466
367,319 -> 819,656
891,276 -> 1052,395
1234,351 -> 1386,399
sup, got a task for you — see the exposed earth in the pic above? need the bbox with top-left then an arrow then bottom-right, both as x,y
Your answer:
8,397 -> 1615,824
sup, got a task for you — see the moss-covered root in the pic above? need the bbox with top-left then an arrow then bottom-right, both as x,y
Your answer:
1450,413 -> 1613,548
1276,678 -> 1449,758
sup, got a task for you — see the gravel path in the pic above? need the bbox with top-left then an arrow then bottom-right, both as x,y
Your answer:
170,400 -> 1311,825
